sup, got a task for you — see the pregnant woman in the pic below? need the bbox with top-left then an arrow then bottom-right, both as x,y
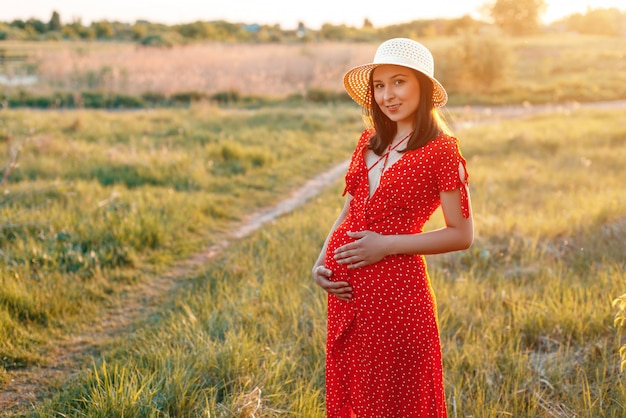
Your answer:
312,38 -> 474,418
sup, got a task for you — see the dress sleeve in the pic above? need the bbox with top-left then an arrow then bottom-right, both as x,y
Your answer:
435,136 -> 471,218
342,129 -> 373,197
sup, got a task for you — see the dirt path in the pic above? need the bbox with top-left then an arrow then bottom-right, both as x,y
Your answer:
0,161 -> 351,415
1,100 -> 625,414
449,99 -> 626,129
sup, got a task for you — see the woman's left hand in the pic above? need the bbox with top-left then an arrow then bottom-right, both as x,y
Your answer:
334,230 -> 388,269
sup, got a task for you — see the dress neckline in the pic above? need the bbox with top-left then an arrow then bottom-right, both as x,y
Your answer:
364,147 -> 411,200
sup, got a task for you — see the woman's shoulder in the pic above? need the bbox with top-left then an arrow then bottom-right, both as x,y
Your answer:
425,132 -> 461,160
431,132 -> 459,146
359,128 -> 375,141
362,128 -> 376,137
356,128 -> 375,149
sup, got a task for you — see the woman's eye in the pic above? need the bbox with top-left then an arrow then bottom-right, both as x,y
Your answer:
395,79 -> 404,85
374,83 -> 384,89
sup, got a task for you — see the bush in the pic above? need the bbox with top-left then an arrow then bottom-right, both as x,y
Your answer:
306,88 -> 351,103
5,91 -> 148,109
141,92 -> 168,106
211,143 -> 275,176
171,91 -> 207,105
80,92 -> 107,108
437,35 -> 514,94
112,94 -> 145,108
0,23 -> 28,40
211,90 -> 240,104
24,94 -> 55,108
139,32 -> 184,48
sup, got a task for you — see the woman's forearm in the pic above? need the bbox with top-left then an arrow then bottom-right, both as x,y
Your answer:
384,223 -> 473,256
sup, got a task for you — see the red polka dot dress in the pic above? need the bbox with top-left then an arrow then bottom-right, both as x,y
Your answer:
324,129 -> 470,418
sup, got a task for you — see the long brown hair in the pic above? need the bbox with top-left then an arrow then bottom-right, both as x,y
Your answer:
365,69 -> 451,156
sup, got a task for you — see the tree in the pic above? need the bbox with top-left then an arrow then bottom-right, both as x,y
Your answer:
49,11 -> 62,31
438,35 -> 514,93
488,0 -> 546,36
25,18 -> 48,34
10,19 -> 26,29
559,8 -> 626,37
319,23 -> 353,41
92,20 -> 115,38
176,21 -> 214,39
448,14 -> 482,35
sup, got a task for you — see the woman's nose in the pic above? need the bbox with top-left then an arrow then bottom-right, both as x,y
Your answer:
383,86 -> 395,101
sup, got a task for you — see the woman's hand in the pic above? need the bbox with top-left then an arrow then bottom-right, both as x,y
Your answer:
312,265 -> 352,301
334,230 -> 388,269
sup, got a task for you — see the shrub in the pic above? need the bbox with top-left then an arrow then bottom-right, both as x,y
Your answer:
139,32 -> 184,48
306,88 -> 351,103
142,92 -> 168,106
171,91 -> 207,105
437,35 -> 514,94
112,94 -> 145,108
211,90 -> 240,104
80,92 -> 107,108
24,94 -> 55,108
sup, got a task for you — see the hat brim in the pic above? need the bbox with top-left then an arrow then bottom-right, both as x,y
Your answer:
343,63 -> 448,108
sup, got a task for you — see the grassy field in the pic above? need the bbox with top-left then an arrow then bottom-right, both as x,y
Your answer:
0,104 -> 623,415
2,34 -> 626,106
0,103 -> 361,380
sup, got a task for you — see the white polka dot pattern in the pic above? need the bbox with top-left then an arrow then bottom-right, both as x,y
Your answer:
324,129 -> 469,417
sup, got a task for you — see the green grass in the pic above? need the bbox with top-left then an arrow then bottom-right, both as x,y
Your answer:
0,103 -> 361,370
23,107 -> 626,416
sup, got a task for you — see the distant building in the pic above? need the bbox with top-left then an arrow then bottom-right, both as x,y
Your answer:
244,23 -> 261,33
297,22 -> 307,38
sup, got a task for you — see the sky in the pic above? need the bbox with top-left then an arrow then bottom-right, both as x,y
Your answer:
2,0 -> 625,29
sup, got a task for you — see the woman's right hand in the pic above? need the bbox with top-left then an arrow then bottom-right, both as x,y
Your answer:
312,265 -> 353,301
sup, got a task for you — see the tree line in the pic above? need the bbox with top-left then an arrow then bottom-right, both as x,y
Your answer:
0,1 -> 625,46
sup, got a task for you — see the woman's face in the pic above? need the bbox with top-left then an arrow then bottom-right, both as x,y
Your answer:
372,64 -> 421,128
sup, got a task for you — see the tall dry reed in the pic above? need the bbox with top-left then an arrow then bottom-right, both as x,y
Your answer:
35,42 -> 378,96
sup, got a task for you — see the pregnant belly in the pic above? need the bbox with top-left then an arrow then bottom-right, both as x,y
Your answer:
325,223 -> 354,283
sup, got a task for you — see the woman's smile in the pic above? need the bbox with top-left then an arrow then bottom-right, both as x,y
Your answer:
372,64 -> 421,130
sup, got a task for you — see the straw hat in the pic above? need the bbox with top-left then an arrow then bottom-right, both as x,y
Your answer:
343,38 -> 448,108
